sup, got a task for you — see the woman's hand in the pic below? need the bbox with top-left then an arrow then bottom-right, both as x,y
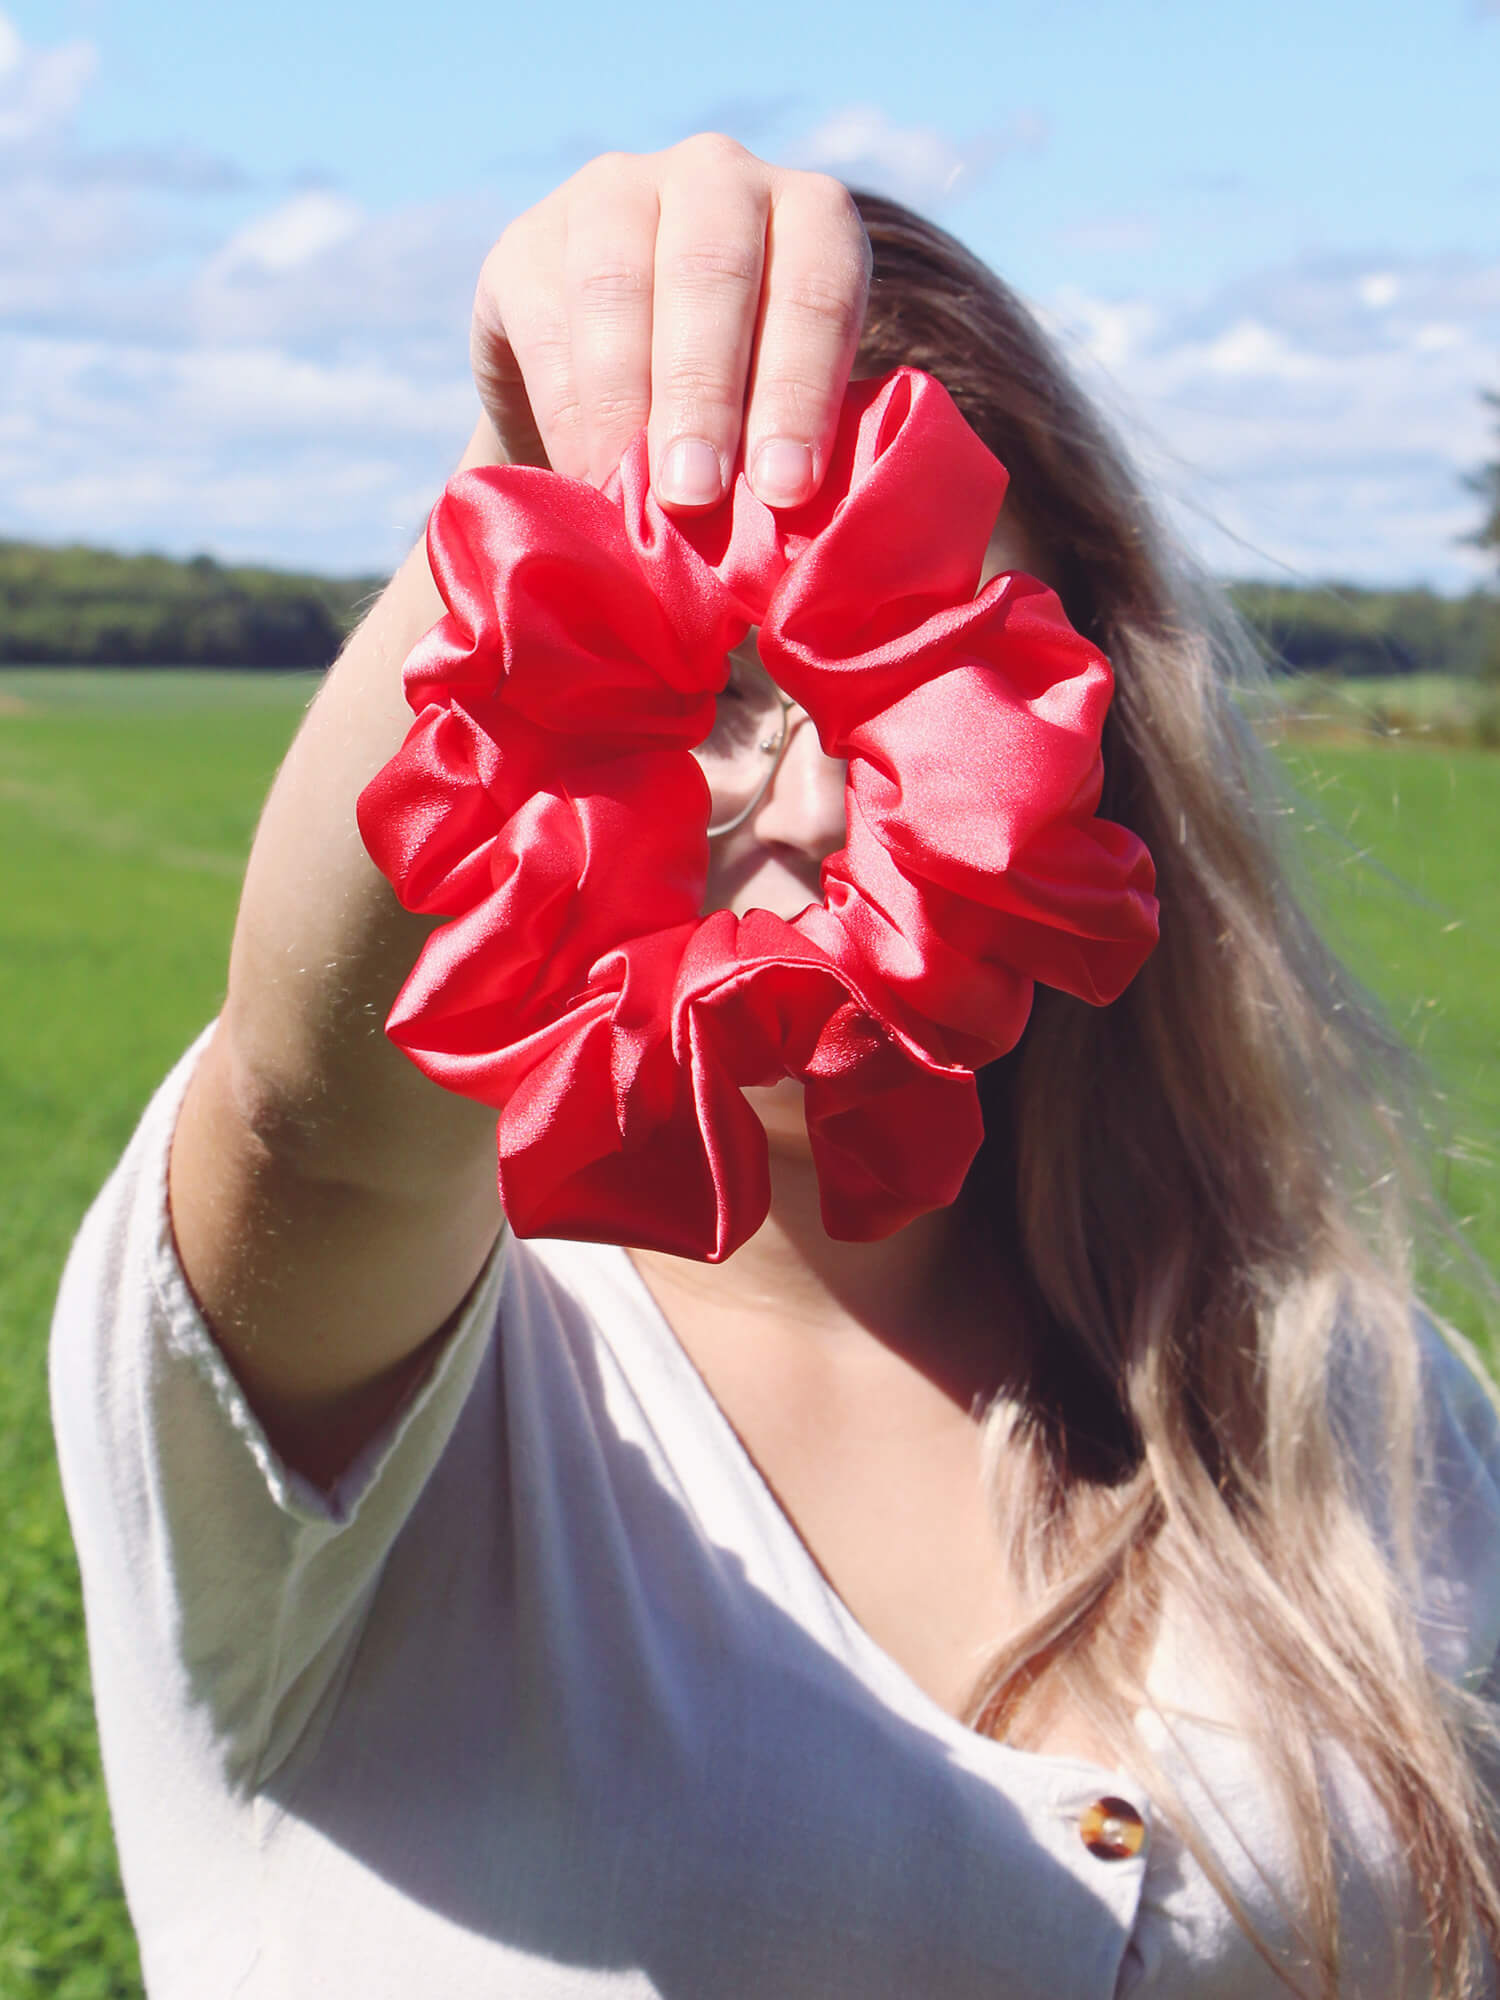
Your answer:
468,134 -> 872,513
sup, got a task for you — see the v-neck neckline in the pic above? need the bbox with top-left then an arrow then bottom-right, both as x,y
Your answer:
595,1239 -> 1138,1790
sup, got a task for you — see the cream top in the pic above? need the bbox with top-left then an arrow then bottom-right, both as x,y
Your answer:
51,1035 -> 1500,1997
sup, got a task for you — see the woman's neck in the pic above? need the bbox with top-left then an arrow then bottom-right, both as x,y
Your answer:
629,1141 -> 1012,1413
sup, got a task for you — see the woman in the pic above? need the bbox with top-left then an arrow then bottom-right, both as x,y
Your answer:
51,136 -> 1500,1997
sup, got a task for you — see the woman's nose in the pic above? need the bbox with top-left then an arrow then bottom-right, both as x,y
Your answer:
748,710 -> 847,862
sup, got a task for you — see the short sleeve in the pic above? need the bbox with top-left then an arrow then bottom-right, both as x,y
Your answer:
1412,1313 -> 1500,1692
49,1029 -> 508,1793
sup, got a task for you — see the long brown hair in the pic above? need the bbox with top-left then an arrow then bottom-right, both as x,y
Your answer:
850,188 -> 1500,1995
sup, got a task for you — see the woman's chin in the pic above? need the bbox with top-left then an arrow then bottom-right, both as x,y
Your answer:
701,848 -> 826,925
743,1079 -> 814,1156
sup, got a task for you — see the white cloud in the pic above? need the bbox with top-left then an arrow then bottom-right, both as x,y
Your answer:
1046,253 -> 1500,587
794,105 -> 972,203
0,329 -> 474,568
0,17 -> 248,332
1358,271 -> 1400,309
0,10 -> 95,147
1198,318 -> 1328,382
0,17 -> 501,569
189,190 -> 496,347
210,190 -> 364,277
1038,293 -> 1157,375
170,344 -> 474,437
0,176 -> 148,302
786,104 -> 1040,208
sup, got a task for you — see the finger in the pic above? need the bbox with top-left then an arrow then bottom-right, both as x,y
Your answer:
742,174 -> 870,509
470,211 -> 565,471
647,135 -> 770,512
559,155 -> 662,488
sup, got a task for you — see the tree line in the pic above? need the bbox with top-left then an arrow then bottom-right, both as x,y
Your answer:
1230,581 -> 1496,680
0,534 -> 1497,677
0,541 -> 380,669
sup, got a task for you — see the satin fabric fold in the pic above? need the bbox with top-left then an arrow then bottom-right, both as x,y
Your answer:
358,367 -> 1160,1260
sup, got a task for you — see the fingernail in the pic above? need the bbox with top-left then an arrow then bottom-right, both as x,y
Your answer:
657,438 -> 724,507
750,439 -> 813,508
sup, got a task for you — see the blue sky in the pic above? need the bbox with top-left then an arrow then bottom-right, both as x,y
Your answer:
3,0 -> 1498,585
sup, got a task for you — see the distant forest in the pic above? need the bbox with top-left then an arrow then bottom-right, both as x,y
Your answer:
0,541 -> 380,669
1,537 -> 1496,676
1230,581 -> 1497,681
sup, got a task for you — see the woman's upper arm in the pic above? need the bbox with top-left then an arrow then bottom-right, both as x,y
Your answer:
1412,1312 -> 1500,1691
160,520 -> 507,1489
168,1018 -> 502,1490
52,1034 -> 507,1788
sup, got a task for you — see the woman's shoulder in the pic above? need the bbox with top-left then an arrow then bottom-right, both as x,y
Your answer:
1409,1309 -> 1500,1690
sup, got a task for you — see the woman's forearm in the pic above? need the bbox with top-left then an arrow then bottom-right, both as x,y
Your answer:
211,417 -> 505,1197
164,419 -> 509,1469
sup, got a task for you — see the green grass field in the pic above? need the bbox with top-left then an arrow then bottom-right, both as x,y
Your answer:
1,670 -> 1496,1994
0,671 -> 320,1998
1254,669 -> 1500,749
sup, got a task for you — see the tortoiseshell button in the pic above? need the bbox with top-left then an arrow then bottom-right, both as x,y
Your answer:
1079,1796 -> 1146,1861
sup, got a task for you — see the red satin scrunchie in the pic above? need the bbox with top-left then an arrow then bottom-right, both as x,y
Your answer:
357,368 -> 1159,1261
